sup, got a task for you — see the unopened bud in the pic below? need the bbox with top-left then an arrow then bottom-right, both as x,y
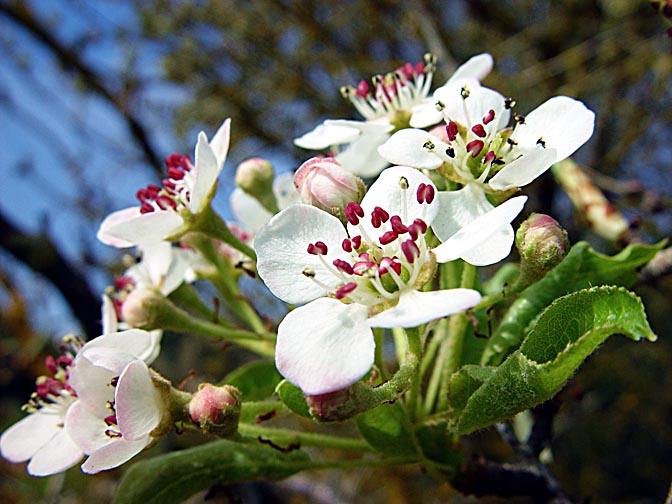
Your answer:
235,158 -> 279,213
516,213 -> 570,282
293,157 -> 366,221
189,383 -> 241,437
305,388 -> 358,422
121,288 -> 163,327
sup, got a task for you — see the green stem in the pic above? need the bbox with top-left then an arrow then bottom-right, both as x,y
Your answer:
238,424 -> 374,452
169,283 -> 228,324
239,401 -> 289,423
421,317 -> 449,416
437,262 -> 477,412
404,327 -> 423,421
303,457 -> 418,471
196,205 -> 257,261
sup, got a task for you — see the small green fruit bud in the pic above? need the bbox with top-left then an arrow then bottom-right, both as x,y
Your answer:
516,213 -> 569,282
188,383 -> 241,437
235,158 -> 279,213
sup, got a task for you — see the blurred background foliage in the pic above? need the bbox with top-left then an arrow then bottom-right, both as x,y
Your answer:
0,0 -> 670,502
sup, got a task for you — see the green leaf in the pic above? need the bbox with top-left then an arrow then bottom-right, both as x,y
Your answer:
113,439 -> 311,504
275,380 -> 311,418
481,241 -> 663,366
450,286 -> 656,435
222,361 -> 282,401
356,403 -> 416,457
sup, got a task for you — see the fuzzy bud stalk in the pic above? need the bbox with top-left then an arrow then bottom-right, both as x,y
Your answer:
235,158 -> 279,214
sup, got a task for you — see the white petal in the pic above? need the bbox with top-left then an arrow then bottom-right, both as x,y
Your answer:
273,172 -> 301,209
377,129 -> 444,170
255,205 -> 349,304
81,436 -> 150,474
432,184 -> 495,242
335,129 -> 391,177
488,147 -> 558,190
275,298 -> 374,395
115,361 -> 163,441
458,225 -> 516,266
65,400 -> 113,454
209,118 -> 231,166
447,53 -> 494,84
133,242 -> 173,288
97,207 -> 183,247
367,288 -> 481,328
514,96 -> 595,161
68,357 -> 116,415
27,428 -> 83,477
1,411 -> 63,463
433,196 -> 527,265
81,330 -> 160,365
294,121 -> 361,150
230,187 -> 273,232
439,84 -> 509,134
190,132 -> 220,213
409,100 -> 443,129
354,166 -> 439,238
101,295 -> 118,335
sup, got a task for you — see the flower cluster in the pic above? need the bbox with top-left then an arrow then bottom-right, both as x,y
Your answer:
2,51 -> 599,483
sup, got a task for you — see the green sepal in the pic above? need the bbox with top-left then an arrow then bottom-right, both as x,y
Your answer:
276,380 -> 311,418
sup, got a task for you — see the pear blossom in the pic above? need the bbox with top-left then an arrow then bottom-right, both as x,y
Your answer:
294,54 -> 493,177
97,119 -> 231,248
255,166 -> 526,395
378,84 -> 594,264
65,330 -> 166,474
0,336 -> 85,476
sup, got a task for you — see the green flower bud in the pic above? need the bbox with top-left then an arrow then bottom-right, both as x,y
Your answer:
235,157 -> 279,213
516,213 -> 570,283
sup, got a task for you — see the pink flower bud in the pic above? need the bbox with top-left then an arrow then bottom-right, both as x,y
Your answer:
293,157 -> 366,215
189,383 -> 241,437
516,213 -> 570,277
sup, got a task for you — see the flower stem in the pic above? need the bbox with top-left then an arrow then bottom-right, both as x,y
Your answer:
404,327 -> 423,420
437,262 -> 477,412
197,205 -> 257,261
372,327 -> 388,382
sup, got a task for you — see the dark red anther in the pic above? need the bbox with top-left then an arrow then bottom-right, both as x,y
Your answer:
162,179 -> 177,192
466,139 -> 485,158
56,355 -> 73,368
104,414 -> 118,426
335,282 -> 357,299
114,276 -> 135,291
408,218 -> 428,240
371,207 -> 390,228
353,259 -> 375,275
342,238 -> 352,252
351,236 -> 362,249
345,202 -> 365,225
167,166 -> 186,180
140,203 -> 154,214
446,121 -> 459,141
379,231 -> 398,245
165,153 -> 191,171
471,124 -> 487,138
414,61 -> 425,74
484,150 -> 496,164
333,259 -> 354,275
417,183 -> 435,204
156,195 -> 178,211
356,80 -> 370,98
379,257 -> 402,275
413,218 -> 428,233
390,215 -> 408,234
307,241 -> 328,256
45,355 -> 58,374
400,62 -> 414,80
402,240 -> 420,263
482,109 -> 495,124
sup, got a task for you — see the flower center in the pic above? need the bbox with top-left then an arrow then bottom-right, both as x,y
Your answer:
136,154 -> 195,214
23,335 -> 82,413
340,54 -> 437,126
428,89 -> 547,188
302,180 -> 435,308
